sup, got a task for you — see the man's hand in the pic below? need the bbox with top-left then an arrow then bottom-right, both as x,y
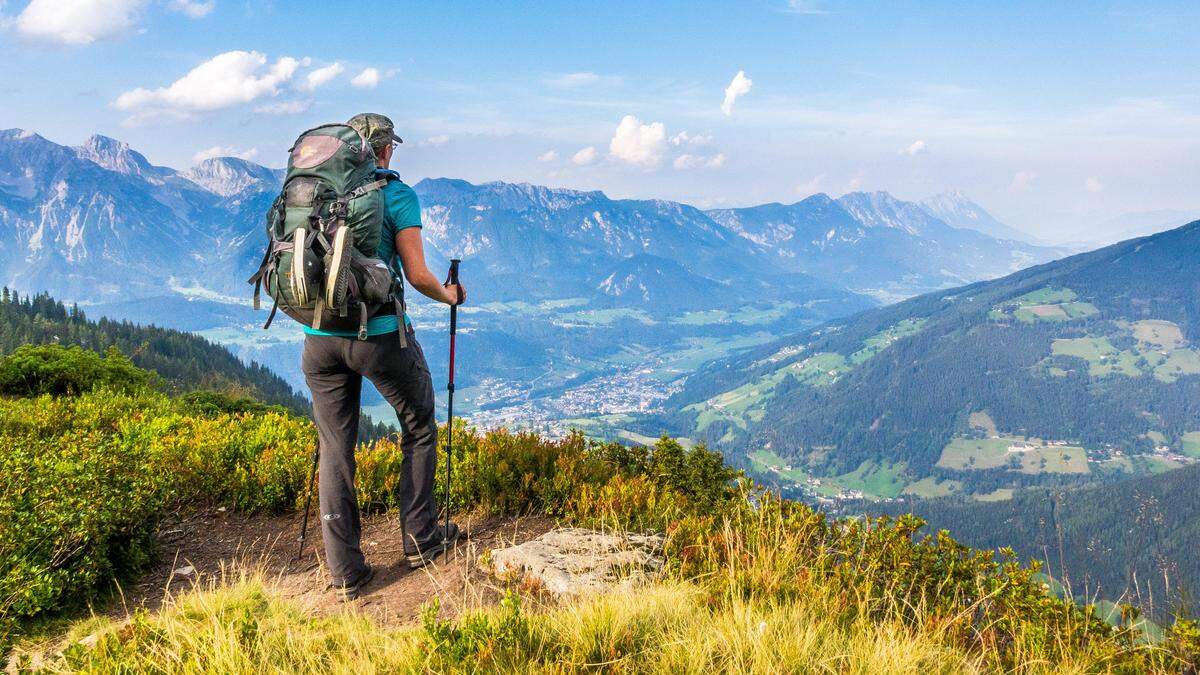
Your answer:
443,283 -> 466,306
397,228 -> 469,306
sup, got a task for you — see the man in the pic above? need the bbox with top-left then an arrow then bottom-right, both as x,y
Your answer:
302,113 -> 465,600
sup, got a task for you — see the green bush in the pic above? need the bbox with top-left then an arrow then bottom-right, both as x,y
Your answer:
0,344 -> 152,397
0,385 -> 739,649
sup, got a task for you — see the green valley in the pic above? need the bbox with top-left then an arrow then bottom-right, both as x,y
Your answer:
669,222 -> 1200,503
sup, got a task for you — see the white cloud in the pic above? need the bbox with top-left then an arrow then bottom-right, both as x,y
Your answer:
901,139 -> 927,155
255,99 -> 312,115
1010,170 -> 1038,192
192,145 -> 257,163
721,70 -> 753,116
670,131 -> 713,147
572,146 -> 598,166
14,0 -> 213,44
673,153 -> 726,170
114,51 -> 303,116
168,0 -> 214,18
303,62 -> 344,91
1085,177 -> 1103,193
16,0 -> 145,45
538,150 -> 558,163
608,115 -> 667,167
423,134 -> 450,146
350,67 -> 381,89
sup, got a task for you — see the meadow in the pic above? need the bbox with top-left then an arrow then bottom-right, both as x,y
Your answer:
3,345 -> 1200,672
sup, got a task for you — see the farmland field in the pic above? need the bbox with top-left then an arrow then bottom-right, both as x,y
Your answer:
1131,319 -> 1186,349
1183,432 -> 1200,459
937,436 -> 1090,475
902,476 -> 964,498
991,287 -> 1098,324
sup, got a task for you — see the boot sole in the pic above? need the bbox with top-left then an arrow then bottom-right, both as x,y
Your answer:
325,227 -> 351,309
290,226 -> 309,305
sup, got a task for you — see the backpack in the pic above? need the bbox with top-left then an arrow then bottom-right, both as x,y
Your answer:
248,124 -> 406,343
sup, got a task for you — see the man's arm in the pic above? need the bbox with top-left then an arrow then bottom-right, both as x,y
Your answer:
396,228 -> 465,305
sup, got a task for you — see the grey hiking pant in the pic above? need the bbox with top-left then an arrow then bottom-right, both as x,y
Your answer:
302,327 -> 440,585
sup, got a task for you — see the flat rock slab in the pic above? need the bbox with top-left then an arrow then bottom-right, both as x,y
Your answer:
488,528 -> 665,596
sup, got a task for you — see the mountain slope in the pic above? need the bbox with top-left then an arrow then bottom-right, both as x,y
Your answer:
708,191 -> 1060,300
670,221 -> 1200,496
920,190 -> 1033,242
881,462 -> 1200,620
410,177 -> 867,312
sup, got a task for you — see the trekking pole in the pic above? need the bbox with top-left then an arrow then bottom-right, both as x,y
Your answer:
296,444 -> 319,560
444,259 -> 462,537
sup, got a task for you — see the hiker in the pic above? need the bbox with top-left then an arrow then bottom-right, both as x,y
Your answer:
301,113 -> 466,600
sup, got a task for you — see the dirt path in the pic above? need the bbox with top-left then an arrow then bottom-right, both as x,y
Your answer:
115,507 -> 556,625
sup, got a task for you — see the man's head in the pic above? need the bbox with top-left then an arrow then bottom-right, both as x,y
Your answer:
347,113 -> 402,168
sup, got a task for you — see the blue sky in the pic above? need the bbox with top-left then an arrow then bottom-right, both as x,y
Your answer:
1,0 -> 1198,238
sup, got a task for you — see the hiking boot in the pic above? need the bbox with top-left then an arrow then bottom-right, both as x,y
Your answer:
406,523 -> 461,569
290,226 -> 310,305
324,225 -> 352,310
333,564 -> 376,602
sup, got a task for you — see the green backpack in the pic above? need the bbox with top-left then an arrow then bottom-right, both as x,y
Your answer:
248,123 -> 405,341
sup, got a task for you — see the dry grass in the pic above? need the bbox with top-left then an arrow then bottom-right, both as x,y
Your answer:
15,573 -> 992,675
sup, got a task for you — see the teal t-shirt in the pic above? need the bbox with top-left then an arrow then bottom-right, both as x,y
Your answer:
303,169 -> 422,337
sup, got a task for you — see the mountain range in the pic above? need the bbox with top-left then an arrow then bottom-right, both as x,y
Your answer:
0,128 -> 1078,432
0,128 -> 1062,309
668,220 -> 1200,501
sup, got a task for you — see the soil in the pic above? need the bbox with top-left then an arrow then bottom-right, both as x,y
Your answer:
112,507 -> 556,626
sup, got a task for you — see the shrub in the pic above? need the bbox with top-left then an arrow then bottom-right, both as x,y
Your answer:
0,344 -> 153,397
0,389 -> 739,649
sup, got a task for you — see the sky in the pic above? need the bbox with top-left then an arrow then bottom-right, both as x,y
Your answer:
1,0 -> 1198,240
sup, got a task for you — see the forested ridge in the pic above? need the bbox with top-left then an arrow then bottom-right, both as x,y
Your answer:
874,463 -> 1200,621
669,221 -> 1200,489
0,289 -> 308,412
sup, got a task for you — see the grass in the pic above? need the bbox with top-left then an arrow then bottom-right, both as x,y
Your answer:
937,437 -> 1090,475
967,411 -> 998,437
973,488 -> 1015,502
1051,337 -> 1142,377
850,319 -> 927,364
553,308 -> 656,326
20,497 -> 1200,674
902,476 -> 963,499
1182,432 -> 1200,459
690,319 -> 930,436
1131,320 -> 1186,349
19,575 -> 994,675
1052,331 -> 1200,382
748,450 -> 910,500
671,302 -> 798,327
990,287 -> 1098,324
836,459 -> 907,499
688,351 -> 849,433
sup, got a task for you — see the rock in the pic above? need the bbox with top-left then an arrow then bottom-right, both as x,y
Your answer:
76,633 -> 100,649
172,565 -> 195,577
488,528 -> 665,596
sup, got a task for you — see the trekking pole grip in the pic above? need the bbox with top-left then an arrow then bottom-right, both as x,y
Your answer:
448,259 -> 462,305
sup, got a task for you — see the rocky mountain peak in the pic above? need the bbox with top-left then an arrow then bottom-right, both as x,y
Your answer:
181,157 -> 281,197
75,135 -> 161,180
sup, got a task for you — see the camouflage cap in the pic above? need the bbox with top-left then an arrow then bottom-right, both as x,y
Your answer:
347,113 -> 402,149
